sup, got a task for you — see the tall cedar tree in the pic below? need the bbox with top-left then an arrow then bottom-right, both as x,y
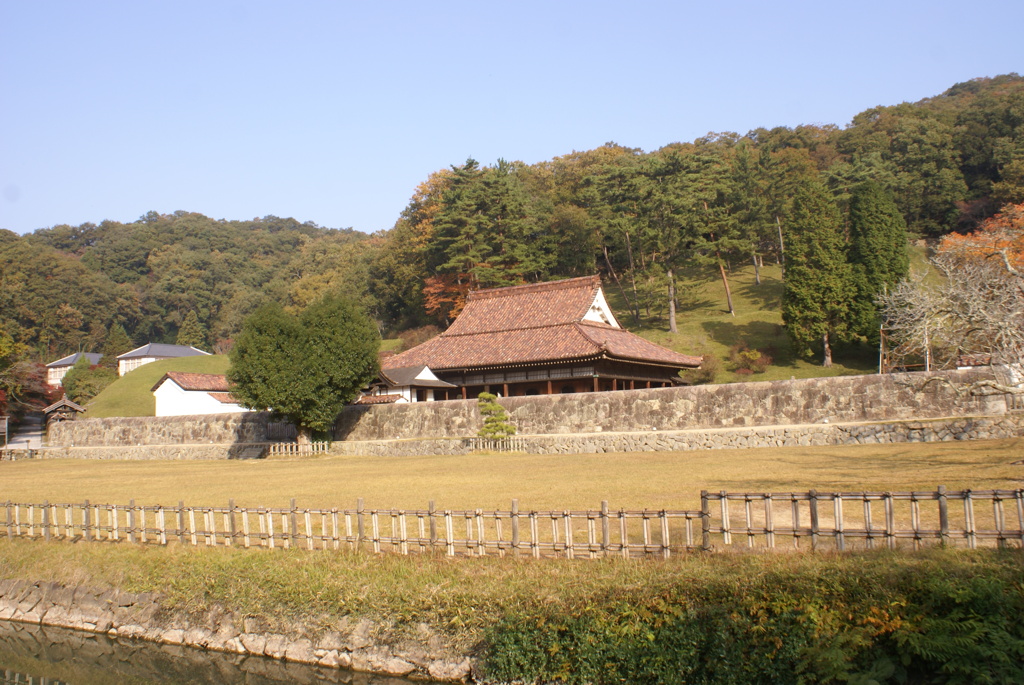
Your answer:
848,181 -> 910,340
227,295 -> 379,442
175,310 -> 208,349
100,323 -> 133,369
782,181 -> 854,366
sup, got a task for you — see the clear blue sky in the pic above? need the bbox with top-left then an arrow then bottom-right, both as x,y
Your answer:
1,1 -> 1021,235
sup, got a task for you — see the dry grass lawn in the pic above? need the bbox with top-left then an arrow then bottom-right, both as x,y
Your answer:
2,438 -> 1021,511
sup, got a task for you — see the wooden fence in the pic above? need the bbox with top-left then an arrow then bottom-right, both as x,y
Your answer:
265,441 -> 331,457
1,488 -> 1021,558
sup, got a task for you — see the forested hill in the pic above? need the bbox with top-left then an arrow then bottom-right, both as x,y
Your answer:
2,73 -> 1023,360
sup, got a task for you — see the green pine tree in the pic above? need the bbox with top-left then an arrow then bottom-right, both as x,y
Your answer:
848,181 -> 910,340
477,392 -> 517,439
100,323 -> 133,369
782,181 -> 854,367
176,310 -> 207,349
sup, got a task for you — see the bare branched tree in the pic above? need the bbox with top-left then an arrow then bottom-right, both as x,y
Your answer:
879,250 -> 1024,395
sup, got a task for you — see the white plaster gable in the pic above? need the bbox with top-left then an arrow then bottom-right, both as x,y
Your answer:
581,288 -> 620,328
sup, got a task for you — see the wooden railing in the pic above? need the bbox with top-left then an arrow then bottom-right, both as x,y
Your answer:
2,488 -> 1021,558
467,436 -> 530,453
265,441 -> 331,457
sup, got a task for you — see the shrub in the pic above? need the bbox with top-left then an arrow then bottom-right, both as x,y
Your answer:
681,353 -> 720,385
728,341 -> 773,374
397,325 -> 441,351
477,392 -> 516,438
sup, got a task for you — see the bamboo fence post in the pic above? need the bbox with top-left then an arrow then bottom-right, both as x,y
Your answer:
371,512 -> 381,553
587,513 -> 597,559
764,494 -> 775,549
1016,490 -> 1024,546
188,508 -> 197,546
128,499 -> 136,544
267,509 -> 275,549
15,503 -> 22,538
83,500 -> 91,542
743,495 -> 754,548
158,507 -> 167,545
475,510 -> 486,557
511,499 -> 520,556
228,499 -> 237,546
910,493 -> 921,551
641,510 -> 651,554
304,509 -> 314,550
444,511 -> 454,556
863,497 -> 874,550
965,490 -> 976,549
42,500 -> 50,542
834,494 -> 845,552
530,512 -> 540,559
110,504 -> 118,541
428,500 -> 438,550
790,494 -> 800,549
140,505 -> 147,543
289,499 -> 299,548
356,498 -> 365,551
720,491 -> 731,546
331,509 -> 339,550
700,491 -> 710,552
659,510 -> 670,559
563,512 -> 574,560
619,509 -> 628,559
601,500 -> 610,556
937,485 -> 949,546
808,490 -> 819,551
177,501 -> 186,545
64,504 -> 72,538
4,501 -> 11,539
399,511 -> 408,555
883,493 -> 895,550
993,493 -> 1005,549
242,508 -> 251,548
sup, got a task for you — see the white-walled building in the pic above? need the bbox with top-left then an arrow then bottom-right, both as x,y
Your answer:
45,352 -> 103,386
151,372 -> 251,417
118,343 -> 210,376
358,365 -> 457,404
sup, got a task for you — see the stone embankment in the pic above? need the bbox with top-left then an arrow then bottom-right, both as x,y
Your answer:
0,579 -> 474,682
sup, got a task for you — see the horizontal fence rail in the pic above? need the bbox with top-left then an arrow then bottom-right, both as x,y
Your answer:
1,488 -> 1021,558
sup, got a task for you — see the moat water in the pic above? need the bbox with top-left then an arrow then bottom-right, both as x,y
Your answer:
0,621 -> 434,685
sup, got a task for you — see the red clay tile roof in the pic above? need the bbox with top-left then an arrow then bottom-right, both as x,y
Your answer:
384,276 -> 701,372
445,275 -> 601,335
208,392 -> 240,404
151,372 -> 231,392
355,394 -> 403,405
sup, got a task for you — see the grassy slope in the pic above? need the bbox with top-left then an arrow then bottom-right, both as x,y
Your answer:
613,245 -> 935,383
83,355 -> 231,419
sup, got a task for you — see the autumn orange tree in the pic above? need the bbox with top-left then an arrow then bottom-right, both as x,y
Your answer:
937,202 -> 1024,269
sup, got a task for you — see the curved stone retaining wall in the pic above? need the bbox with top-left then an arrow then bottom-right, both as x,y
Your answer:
0,579 -> 473,682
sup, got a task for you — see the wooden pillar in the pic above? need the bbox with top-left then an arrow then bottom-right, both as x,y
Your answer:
612,378 -> 617,391
461,386 -> 467,400
646,381 -> 651,389
593,377 -> 599,392
629,380 -> 635,390
503,383 -> 509,397
546,380 -> 553,395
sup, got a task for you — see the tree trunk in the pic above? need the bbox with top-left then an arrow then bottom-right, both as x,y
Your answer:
624,230 -> 642,324
752,254 -> 761,285
718,258 -> 735,317
667,267 -> 678,334
603,245 -> 640,327
296,425 -> 313,444
776,215 -> 785,269
823,330 -> 833,368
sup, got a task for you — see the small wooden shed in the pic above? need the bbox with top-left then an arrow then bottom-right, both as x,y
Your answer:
43,396 -> 85,426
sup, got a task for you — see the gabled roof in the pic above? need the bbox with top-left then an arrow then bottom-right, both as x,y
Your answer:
151,372 -> 231,393
379,365 -> 456,389
383,276 -> 701,372
44,396 -> 85,414
208,392 -> 240,404
46,352 -> 102,368
118,343 -> 210,360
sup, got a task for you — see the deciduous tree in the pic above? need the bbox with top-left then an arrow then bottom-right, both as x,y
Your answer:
227,295 -> 379,442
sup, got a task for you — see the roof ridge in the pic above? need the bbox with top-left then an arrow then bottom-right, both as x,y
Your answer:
441,321 -> 587,338
466,275 -> 600,302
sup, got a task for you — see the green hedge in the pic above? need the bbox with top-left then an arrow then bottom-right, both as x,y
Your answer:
483,551 -> 1024,684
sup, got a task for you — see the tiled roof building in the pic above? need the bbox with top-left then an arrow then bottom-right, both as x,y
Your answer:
382,276 -> 701,399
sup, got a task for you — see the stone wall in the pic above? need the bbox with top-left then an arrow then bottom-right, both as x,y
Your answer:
47,412 -> 285,448
335,368 -> 1013,442
0,579 -> 473,682
330,414 -> 1024,457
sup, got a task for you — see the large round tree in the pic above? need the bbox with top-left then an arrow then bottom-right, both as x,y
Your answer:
227,295 -> 379,442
